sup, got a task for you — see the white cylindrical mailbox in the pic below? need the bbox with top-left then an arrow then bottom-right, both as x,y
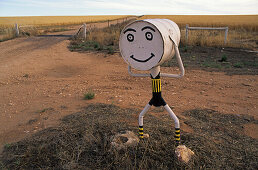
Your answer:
119,19 -> 181,71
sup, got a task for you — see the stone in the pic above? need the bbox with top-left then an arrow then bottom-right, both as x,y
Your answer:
175,145 -> 195,164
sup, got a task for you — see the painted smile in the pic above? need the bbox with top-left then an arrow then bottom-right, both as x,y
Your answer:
130,53 -> 155,63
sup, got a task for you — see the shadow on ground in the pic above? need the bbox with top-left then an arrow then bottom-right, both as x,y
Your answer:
0,104 -> 257,169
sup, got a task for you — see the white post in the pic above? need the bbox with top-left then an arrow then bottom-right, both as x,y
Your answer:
15,23 -> 19,37
224,27 -> 228,44
83,23 -> 87,40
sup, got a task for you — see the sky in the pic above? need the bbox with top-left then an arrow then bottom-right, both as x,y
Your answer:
0,0 -> 257,16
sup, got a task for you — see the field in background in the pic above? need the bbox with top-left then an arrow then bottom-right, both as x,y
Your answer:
139,15 -> 258,49
0,15 -> 132,26
0,15 -> 132,41
1,15 -> 258,49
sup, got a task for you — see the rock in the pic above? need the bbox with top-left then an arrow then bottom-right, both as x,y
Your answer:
111,131 -> 139,150
143,133 -> 150,138
175,145 -> 194,164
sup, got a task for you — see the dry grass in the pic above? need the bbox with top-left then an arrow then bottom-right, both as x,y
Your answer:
0,25 -> 16,42
139,15 -> 258,49
0,103 -> 257,169
0,15 -> 132,26
69,19 -> 134,53
0,15 -> 132,41
139,15 -> 258,31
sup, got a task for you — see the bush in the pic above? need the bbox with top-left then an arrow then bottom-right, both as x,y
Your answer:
83,91 -> 95,100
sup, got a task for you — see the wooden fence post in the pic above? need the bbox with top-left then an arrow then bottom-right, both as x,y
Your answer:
83,23 -> 87,40
185,24 -> 189,44
15,23 -> 19,37
108,20 -> 110,27
224,27 -> 228,44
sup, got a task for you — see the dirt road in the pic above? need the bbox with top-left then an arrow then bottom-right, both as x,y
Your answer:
0,23 -> 257,151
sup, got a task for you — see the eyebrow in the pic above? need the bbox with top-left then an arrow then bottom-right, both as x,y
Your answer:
123,28 -> 136,34
141,26 -> 155,32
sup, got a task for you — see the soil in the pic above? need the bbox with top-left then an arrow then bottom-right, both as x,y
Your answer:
0,20 -> 257,154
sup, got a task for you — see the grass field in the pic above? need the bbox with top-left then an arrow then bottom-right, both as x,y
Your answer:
0,15 -> 132,26
1,15 -> 258,49
139,15 -> 258,31
0,15 -> 132,42
139,15 -> 258,49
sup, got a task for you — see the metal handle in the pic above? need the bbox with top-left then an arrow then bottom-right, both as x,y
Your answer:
128,66 -> 149,77
160,36 -> 185,78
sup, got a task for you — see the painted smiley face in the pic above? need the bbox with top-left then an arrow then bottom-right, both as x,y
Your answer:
119,21 -> 164,71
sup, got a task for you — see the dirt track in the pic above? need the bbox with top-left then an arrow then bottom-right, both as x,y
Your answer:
0,22 -> 257,151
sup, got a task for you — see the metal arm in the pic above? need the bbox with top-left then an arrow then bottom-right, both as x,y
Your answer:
160,36 -> 185,78
128,66 -> 149,77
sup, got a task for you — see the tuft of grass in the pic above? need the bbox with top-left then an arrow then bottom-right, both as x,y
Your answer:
201,61 -> 222,68
233,62 -> 243,68
219,54 -> 228,62
36,107 -> 54,114
4,143 -> 11,149
23,74 -> 29,78
107,46 -> 114,54
83,91 -> 95,100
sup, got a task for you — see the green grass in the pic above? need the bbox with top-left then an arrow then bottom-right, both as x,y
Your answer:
220,54 -> 228,62
233,62 -> 244,68
83,91 -> 95,100
201,61 -> 222,68
4,143 -> 11,148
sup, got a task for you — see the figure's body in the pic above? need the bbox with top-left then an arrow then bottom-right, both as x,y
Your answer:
137,65 -> 182,145
119,19 -> 184,146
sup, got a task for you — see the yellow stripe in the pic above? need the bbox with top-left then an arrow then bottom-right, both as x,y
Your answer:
156,80 -> 159,92
175,138 -> 180,141
139,132 -> 143,135
175,134 -> 180,137
139,136 -> 143,139
175,130 -> 180,133
154,80 -> 157,92
139,128 -> 143,130
152,79 -> 162,92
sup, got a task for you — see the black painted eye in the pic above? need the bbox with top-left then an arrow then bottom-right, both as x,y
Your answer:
145,32 -> 153,41
127,34 -> 134,42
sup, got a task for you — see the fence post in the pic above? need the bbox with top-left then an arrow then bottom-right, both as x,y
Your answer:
108,20 -> 110,27
83,23 -> 87,40
185,24 -> 189,44
224,27 -> 228,44
15,23 -> 19,37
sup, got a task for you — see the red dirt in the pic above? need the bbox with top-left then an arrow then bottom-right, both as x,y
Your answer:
0,23 -> 257,152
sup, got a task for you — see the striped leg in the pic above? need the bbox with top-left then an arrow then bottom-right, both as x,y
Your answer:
164,104 -> 180,145
138,104 -> 151,139
139,126 -> 144,139
175,128 -> 180,146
